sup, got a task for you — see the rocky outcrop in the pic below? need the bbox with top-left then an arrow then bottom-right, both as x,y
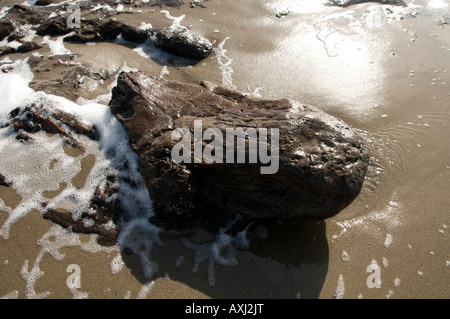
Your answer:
36,16 -> 213,60
109,72 -> 370,229
2,2 -> 212,61
7,104 -> 99,152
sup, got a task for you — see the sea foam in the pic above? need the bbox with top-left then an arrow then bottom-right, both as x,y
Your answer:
0,57 -> 256,295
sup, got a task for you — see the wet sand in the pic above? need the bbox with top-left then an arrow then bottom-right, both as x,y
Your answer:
1,0 -> 449,299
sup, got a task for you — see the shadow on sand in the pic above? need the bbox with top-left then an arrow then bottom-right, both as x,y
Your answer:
120,218 -> 328,299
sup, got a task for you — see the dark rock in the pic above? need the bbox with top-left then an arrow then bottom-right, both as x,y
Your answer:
34,0 -> 61,6
327,0 -> 407,7
16,42 -> 43,53
109,72 -> 370,229
0,47 -> 15,56
36,16 -> 72,36
51,108 -> 100,141
0,22 -> 15,41
0,173 -> 10,187
151,27 -> 213,60
4,4 -> 52,25
151,0 -> 185,7
94,19 -> 148,43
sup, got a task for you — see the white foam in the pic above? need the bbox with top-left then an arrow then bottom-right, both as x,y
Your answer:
159,65 -> 169,79
58,59 -> 81,67
0,77 -> 33,123
69,287 -> 89,299
1,291 -> 18,299
116,4 -> 124,12
0,56 -> 12,63
90,4 -> 114,12
41,32 -> 74,56
0,7 -> 10,20
136,281 -> 154,299
139,22 -> 153,31
335,274 -> 345,299
160,10 -> 186,32
384,233 -> 393,248
117,218 -> 161,279
267,0 -> 329,16
0,59 -> 160,290
386,290 -> 394,298
181,225 -> 254,286
0,58 -> 262,291
333,192 -> 403,239
341,250 -> 350,262
428,0 -> 449,9
214,37 -> 235,88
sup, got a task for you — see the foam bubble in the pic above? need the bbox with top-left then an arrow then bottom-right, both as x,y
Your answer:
384,233 -> 393,248
1,291 -> 18,299
335,274 -> 344,299
341,250 -> 350,262
136,281 -> 154,299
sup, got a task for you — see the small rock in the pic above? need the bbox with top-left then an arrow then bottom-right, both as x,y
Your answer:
151,27 -> 213,60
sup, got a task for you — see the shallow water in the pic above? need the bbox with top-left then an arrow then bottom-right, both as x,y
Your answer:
0,0 -> 449,299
